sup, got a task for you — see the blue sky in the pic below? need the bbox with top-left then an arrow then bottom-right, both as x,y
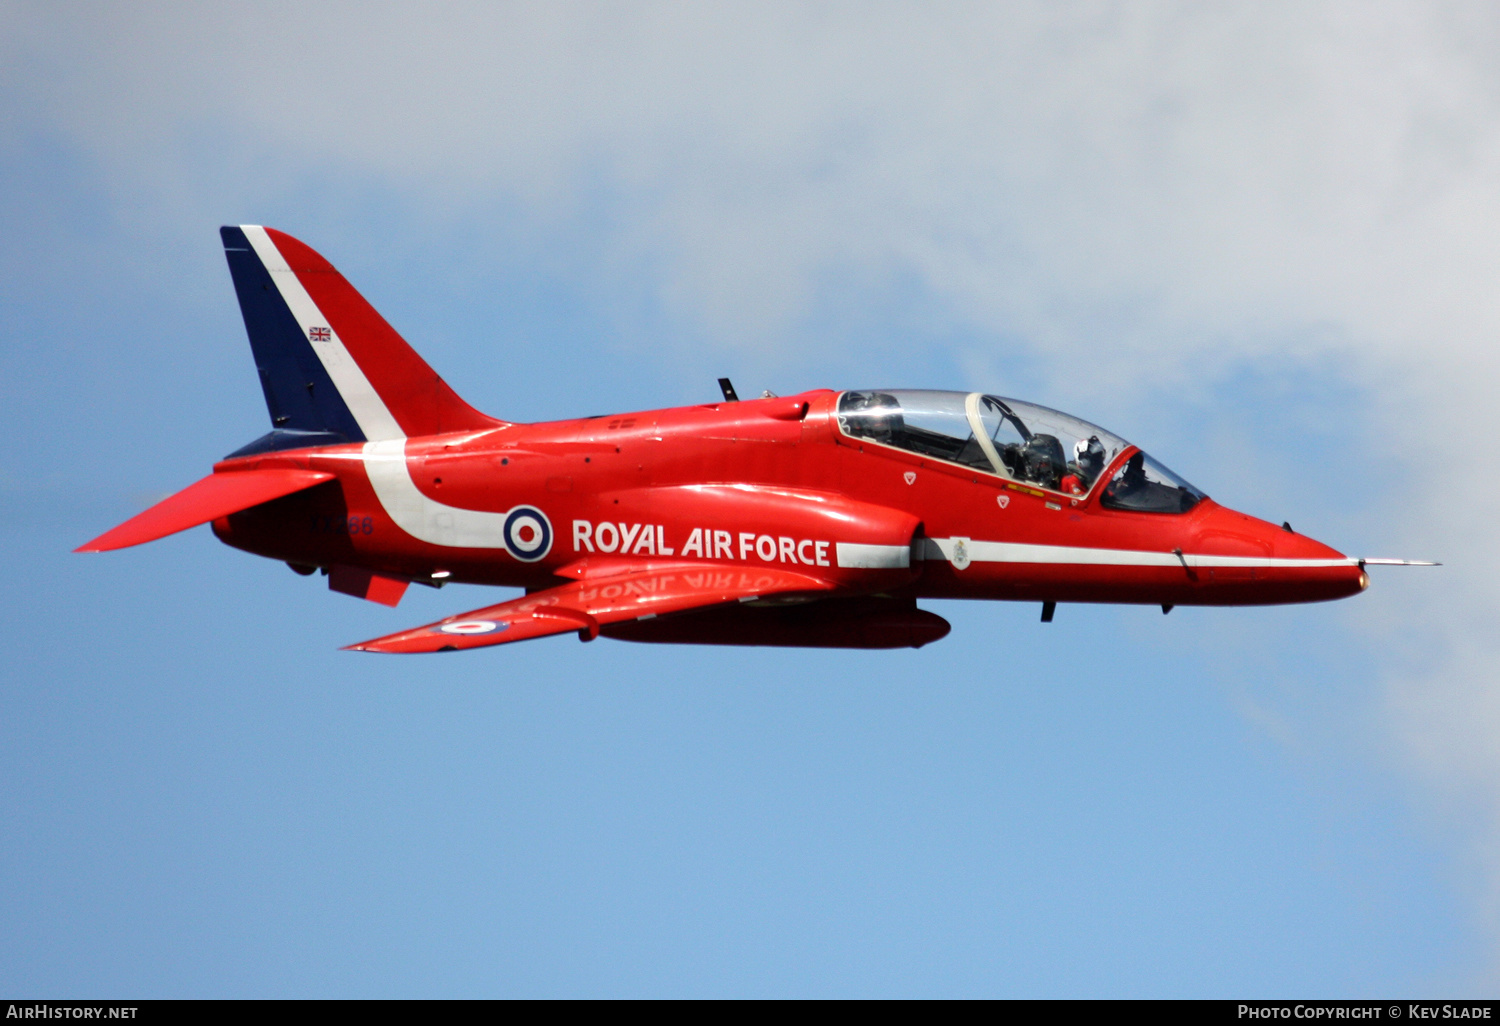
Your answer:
2,2 -> 1496,996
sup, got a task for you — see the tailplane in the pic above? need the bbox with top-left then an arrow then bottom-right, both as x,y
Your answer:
75,468 -> 334,552
220,225 -> 501,451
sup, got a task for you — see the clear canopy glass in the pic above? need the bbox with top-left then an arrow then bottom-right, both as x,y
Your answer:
836,389 -> 1201,509
1098,451 -> 1206,513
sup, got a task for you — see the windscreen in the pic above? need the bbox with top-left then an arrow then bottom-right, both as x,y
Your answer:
1099,451 -> 1206,513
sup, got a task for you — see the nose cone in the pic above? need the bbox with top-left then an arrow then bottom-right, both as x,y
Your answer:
1188,500 -> 1365,605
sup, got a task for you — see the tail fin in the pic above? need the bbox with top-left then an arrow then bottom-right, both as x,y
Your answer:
220,225 -> 501,447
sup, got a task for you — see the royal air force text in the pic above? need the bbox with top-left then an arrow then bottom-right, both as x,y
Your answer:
572,521 -> 832,566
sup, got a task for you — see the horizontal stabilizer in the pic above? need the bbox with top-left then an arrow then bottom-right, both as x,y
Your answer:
76,469 -> 335,552
346,563 -> 832,653
1360,558 -> 1441,566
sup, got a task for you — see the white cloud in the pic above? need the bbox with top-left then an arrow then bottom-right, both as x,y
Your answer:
12,0 -> 1500,975
15,3 -> 1497,370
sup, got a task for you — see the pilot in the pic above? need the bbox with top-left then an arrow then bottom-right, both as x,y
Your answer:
1061,435 -> 1106,494
1074,435 -> 1106,480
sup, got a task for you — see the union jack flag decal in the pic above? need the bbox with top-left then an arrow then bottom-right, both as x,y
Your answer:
308,326 -> 331,342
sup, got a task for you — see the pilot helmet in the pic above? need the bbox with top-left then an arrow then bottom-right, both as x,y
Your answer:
1074,435 -> 1106,475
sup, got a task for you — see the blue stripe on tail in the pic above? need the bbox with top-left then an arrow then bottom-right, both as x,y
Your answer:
220,226 -> 365,448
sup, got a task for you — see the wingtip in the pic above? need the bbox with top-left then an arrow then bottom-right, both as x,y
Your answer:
341,642 -> 391,653
340,636 -> 437,654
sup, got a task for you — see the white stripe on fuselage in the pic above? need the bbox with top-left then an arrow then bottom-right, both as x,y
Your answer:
917,538 -> 1355,569
361,439 -> 510,548
240,225 -> 404,442
836,543 -> 910,569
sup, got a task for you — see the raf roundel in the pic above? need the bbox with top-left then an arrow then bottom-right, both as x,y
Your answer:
502,505 -> 553,562
437,620 -> 507,635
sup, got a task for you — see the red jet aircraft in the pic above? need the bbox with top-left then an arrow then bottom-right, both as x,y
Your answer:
77,227 -> 1432,652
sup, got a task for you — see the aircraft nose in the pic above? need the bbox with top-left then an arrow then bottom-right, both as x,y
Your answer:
1190,500 -> 1343,557
1188,501 -> 1365,604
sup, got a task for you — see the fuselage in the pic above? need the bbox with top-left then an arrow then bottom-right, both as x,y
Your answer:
212,388 -> 1367,609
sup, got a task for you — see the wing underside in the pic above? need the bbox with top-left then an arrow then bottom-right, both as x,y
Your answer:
345,563 -> 835,653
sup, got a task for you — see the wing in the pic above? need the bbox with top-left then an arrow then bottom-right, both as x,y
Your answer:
76,469 -> 335,552
344,563 -> 834,653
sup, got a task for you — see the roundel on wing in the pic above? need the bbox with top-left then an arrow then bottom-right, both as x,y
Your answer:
437,620 -> 507,635
503,505 -> 553,562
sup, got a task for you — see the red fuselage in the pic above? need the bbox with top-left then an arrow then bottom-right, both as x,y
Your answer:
211,388 -> 1366,611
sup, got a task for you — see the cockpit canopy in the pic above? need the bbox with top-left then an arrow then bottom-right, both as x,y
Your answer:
836,389 -> 1205,513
